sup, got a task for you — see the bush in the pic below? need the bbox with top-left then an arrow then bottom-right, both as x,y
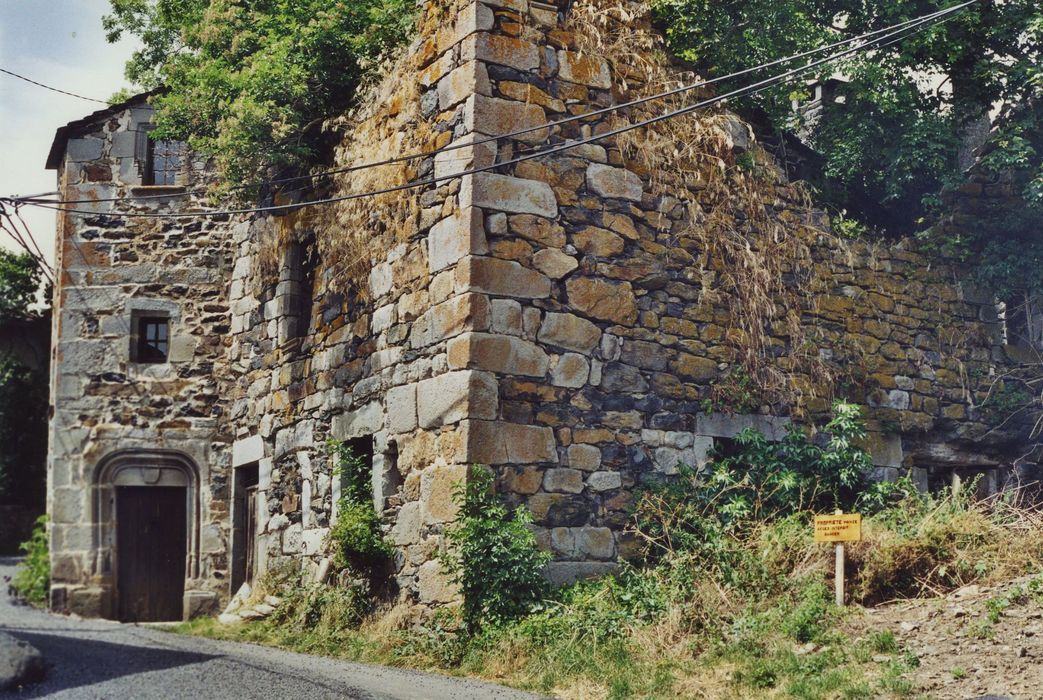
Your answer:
10,515 -> 49,606
849,487 -> 1043,604
269,575 -> 369,641
635,402 -> 916,570
328,501 -> 393,572
326,440 -> 392,576
441,466 -> 551,630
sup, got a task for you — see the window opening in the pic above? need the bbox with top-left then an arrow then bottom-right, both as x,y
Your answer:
135,124 -> 185,186
135,316 -> 169,363
341,436 -> 374,499
146,139 -> 184,186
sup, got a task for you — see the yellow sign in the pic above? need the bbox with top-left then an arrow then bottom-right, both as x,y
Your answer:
814,513 -> 862,542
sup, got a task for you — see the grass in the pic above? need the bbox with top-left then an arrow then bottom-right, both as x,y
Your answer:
169,486 -> 1043,699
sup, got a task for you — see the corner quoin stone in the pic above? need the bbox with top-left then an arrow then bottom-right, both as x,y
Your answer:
465,173 -> 558,218
447,332 -> 550,377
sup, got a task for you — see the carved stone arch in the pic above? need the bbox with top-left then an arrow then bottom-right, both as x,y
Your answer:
91,449 -> 201,582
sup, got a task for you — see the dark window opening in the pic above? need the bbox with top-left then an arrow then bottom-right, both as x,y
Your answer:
135,316 -> 169,363
341,436 -> 374,501
379,440 -> 402,511
710,436 -> 741,461
134,125 -> 185,187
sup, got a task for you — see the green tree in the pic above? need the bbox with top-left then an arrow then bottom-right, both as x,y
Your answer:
103,0 -> 416,190
0,249 -> 42,320
0,250 -> 48,510
652,0 -> 1043,233
442,466 -> 551,630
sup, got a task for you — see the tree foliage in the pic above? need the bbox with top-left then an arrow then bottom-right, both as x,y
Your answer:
652,0 -> 1043,233
104,0 -> 416,188
0,250 -> 42,321
0,354 -> 48,505
0,250 -> 47,506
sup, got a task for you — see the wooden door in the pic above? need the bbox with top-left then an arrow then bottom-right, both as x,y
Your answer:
244,485 -> 258,585
116,486 -> 187,622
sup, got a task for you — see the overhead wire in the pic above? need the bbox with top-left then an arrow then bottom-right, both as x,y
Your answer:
5,0 -> 973,221
12,208 -> 55,278
8,0 -> 977,209
0,212 -> 55,286
0,67 -> 111,104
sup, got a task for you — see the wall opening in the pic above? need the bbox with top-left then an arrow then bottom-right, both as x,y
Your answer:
379,439 -> 402,511
231,461 -> 260,594
341,436 -> 373,498
92,449 -> 200,622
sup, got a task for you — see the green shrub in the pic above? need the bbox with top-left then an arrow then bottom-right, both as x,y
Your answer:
636,402 -> 915,567
11,515 -> 49,606
441,466 -> 551,630
327,440 -> 392,575
329,501 -> 393,572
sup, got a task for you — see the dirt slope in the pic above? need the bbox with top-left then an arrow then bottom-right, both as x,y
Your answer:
848,575 -> 1043,699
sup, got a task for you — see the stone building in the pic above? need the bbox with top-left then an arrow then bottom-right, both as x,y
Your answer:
46,0 -> 1039,621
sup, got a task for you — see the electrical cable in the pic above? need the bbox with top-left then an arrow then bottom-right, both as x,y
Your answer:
11,208 -> 55,279
0,67 -> 110,104
0,216 -> 54,285
6,2 -> 970,220
11,0 -> 977,207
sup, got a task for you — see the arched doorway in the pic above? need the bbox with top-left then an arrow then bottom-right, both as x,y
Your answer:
93,449 -> 200,622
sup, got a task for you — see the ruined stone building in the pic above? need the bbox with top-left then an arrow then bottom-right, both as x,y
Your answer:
46,0 -> 1040,621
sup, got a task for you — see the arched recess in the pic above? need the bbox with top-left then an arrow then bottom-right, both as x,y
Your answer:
91,449 -> 201,582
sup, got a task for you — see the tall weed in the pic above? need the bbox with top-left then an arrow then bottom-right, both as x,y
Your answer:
10,515 -> 49,606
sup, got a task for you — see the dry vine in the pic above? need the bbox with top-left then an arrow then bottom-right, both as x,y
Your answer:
567,0 -> 843,415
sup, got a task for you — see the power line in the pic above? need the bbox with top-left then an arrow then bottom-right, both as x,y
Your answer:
11,209 -> 54,277
0,215 -> 54,286
6,1 -> 971,220
0,67 -> 110,105
11,0 -> 976,208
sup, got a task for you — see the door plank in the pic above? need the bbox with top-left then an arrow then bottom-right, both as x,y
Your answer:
116,486 -> 187,622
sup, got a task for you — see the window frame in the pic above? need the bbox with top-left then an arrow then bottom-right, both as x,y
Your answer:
133,314 -> 170,364
135,124 -> 185,187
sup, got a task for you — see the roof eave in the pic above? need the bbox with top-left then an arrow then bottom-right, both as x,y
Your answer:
45,89 -> 163,171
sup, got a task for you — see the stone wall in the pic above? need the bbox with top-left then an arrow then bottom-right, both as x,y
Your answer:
227,0 -> 1036,596
48,96 -> 237,617
47,0 -> 1039,617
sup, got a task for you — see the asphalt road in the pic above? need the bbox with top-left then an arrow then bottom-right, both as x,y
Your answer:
0,558 -> 544,699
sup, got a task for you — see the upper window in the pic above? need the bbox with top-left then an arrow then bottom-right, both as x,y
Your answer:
134,125 -> 185,186
135,316 -> 169,363
146,139 -> 184,186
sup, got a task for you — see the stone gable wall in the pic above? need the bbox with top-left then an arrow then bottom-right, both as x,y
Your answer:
48,100 -> 238,617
